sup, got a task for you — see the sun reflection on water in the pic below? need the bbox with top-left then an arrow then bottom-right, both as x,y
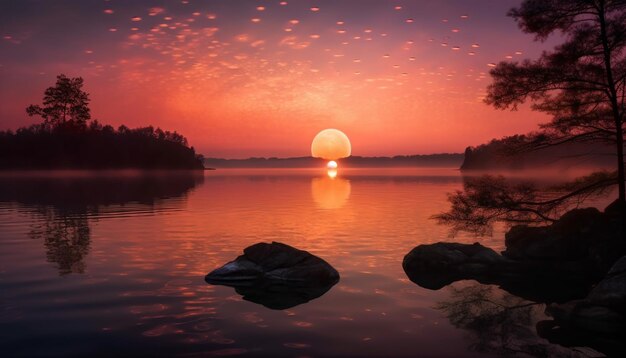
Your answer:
311,171 -> 351,210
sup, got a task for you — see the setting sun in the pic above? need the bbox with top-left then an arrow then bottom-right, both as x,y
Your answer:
311,129 -> 352,163
1,1 -> 624,356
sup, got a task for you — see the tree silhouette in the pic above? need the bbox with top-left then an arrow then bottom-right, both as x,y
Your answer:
1,74 -> 205,169
26,74 -> 91,129
436,172 -> 615,235
437,0 -> 626,233
486,0 -> 626,203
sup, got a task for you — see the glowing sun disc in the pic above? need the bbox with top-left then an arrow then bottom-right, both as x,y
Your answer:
327,160 -> 338,169
311,129 -> 352,161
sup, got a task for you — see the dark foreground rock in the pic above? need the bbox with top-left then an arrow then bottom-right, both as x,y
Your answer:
504,207 -> 625,273
402,242 -> 504,290
403,242 -> 598,302
404,204 -> 625,303
205,242 -> 339,309
538,256 -> 626,356
404,204 -> 625,356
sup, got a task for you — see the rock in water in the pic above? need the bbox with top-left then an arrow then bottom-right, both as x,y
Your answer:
503,206 -> 626,273
587,255 -> 626,309
402,242 -> 505,289
206,242 -> 340,285
403,242 -> 597,302
205,242 -> 339,309
539,256 -> 626,356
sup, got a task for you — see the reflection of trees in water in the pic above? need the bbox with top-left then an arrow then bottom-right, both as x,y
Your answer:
0,172 -> 204,275
435,173 -> 615,236
30,209 -> 91,275
436,284 -> 579,357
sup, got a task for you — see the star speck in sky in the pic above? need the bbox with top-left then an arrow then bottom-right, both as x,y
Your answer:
0,0 -> 553,158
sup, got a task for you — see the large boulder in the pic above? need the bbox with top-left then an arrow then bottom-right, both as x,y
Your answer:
205,242 -> 339,309
402,242 -> 504,290
538,256 -> 626,356
587,255 -> 626,311
403,242 -> 597,302
504,206 -> 625,275
605,198 -> 626,218
504,208 -> 605,261
406,205 -> 626,356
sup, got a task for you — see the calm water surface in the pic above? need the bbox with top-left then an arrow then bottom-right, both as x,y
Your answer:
0,169 -> 604,356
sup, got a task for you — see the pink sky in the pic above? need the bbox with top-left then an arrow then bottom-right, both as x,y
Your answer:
0,0 -> 553,158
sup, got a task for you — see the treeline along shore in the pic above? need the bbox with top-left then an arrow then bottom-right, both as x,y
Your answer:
460,134 -> 617,171
0,74 -> 204,170
0,123 -> 205,170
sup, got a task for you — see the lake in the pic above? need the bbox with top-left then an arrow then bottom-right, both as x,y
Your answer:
0,168 -> 609,357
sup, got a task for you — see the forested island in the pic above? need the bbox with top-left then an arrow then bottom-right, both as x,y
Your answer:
0,75 -> 204,170
461,134 -> 615,171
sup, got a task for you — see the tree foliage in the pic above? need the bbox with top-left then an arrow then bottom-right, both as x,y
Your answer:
26,74 -> 91,129
486,0 -> 626,201
0,74 -> 204,170
0,122 -> 204,169
435,172 -> 616,235
438,0 -> 626,234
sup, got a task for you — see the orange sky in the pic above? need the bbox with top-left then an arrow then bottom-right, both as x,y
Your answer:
0,0 -> 553,158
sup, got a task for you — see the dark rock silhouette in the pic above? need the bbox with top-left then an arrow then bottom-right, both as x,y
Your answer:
504,208 -> 605,260
587,256 -> 626,308
402,242 -> 504,290
408,203 -> 626,355
504,208 -> 625,273
537,256 -> 626,356
403,242 -> 597,303
406,203 -> 626,303
205,242 -> 339,309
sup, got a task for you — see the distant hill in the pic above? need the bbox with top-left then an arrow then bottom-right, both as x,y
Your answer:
461,134 -> 615,171
205,153 -> 464,168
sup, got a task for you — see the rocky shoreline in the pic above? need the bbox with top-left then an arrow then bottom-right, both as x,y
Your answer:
203,204 -> 625,354
403,202 -> 626,355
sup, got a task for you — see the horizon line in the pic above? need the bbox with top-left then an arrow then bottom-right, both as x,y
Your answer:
203,152 -> 465,161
